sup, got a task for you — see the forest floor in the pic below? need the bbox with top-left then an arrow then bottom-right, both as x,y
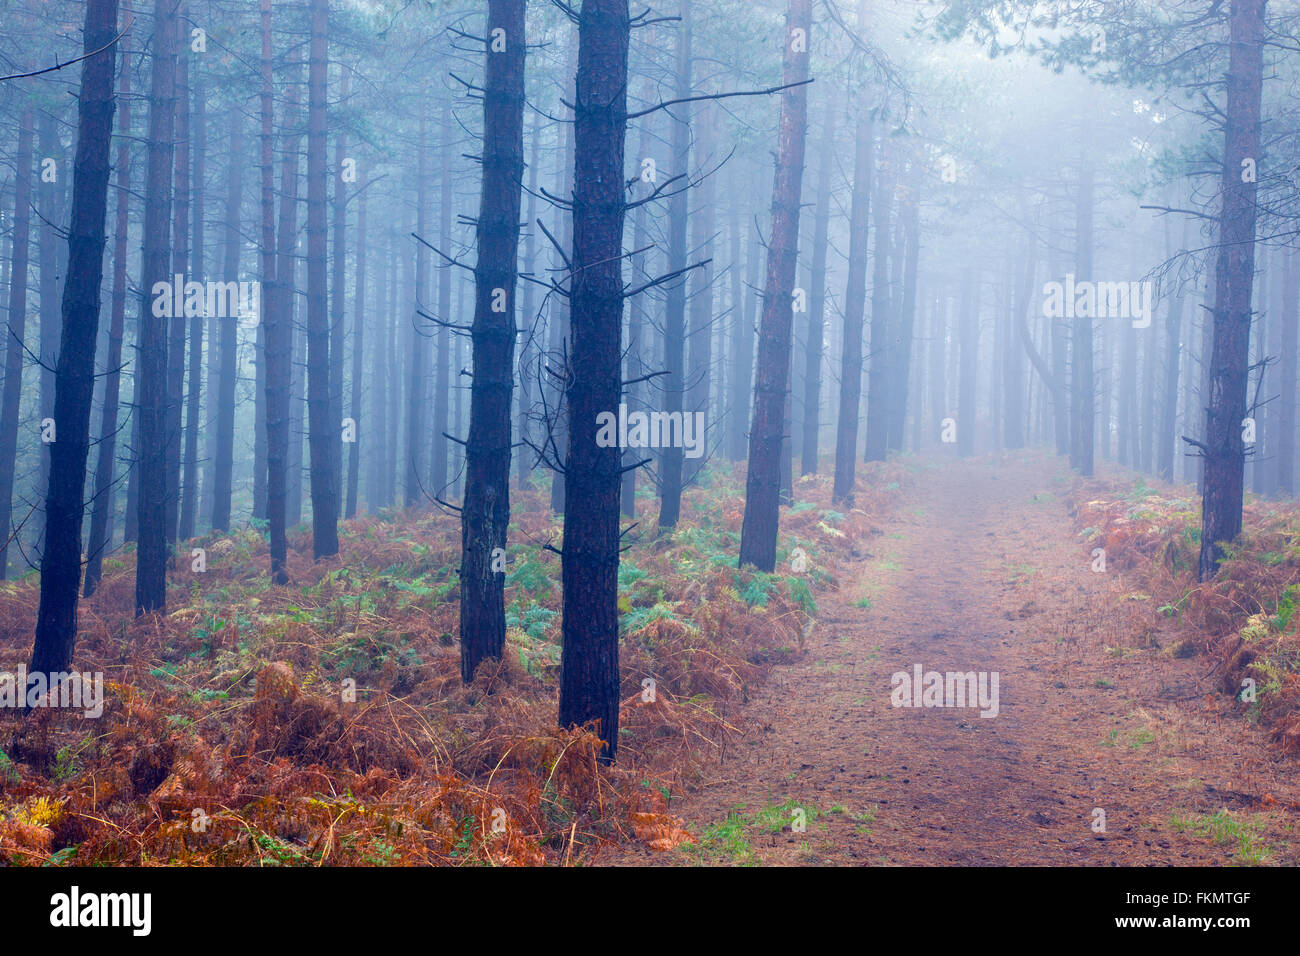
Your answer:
607,452 -> 1300,866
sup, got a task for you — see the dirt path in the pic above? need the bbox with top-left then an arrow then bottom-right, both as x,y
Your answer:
610,453 -> 1300,866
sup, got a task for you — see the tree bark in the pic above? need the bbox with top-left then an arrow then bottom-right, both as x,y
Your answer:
460,0 -> 524,683
31,0 -> 120,673
557,0 -> 630,762
738,0 -> 810,570
305,0 -> 340,558
1198,0 -> 1266,581
85,21 -> 132,597
135,0 -> 178,614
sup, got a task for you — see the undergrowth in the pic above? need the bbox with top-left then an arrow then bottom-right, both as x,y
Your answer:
0,459 -> 905,866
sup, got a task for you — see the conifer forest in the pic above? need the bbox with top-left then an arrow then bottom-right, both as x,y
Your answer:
1,0 -> 1300,913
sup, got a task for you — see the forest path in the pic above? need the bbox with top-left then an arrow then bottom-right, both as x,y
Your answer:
609,452 -> 1300,866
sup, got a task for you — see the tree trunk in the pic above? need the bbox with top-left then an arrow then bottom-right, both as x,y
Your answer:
1278,245 -> 1298,495
889,179 -> 920,451
346,187 -> 366,519
738,0 -> 810,570
167,31 -> 189,545
656,0 -> 692,531
517,114 -> 541,491
31,0 -> 120,673
558,0 -> 630,762
957,270 -> 977,458
726,208 -> 757,462
85,23 -> 132,597
863,147 -> 894,463
460,0 -> 524,683
1070,163 -> 1095,476
135,0 -> 178,614
268,46 -> 304,583
0,112 -> 35,581
405,106 -> 430,508
305,0 -> 340,559
1199,0 -> 1266,580
331,73 -> 349,519
800,95 -> 836,474
831,107 -> 872,503
180,76 -> 205,541
211,120 -> 243,531
685,103 -> 716,489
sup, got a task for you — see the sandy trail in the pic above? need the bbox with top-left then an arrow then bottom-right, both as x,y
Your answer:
610,453 -> 1300,866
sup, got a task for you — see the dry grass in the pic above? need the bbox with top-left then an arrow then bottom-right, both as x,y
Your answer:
0,459 -> 905,865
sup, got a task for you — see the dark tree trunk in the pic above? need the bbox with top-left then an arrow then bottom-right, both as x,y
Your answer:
31,0 -> 120,673
831,108 -> 872,503
1199,0 -> 1266,581
305,0 -> 340,558
738,0 -> 810,570
135,0 -> 178,614
0,112 -> 35,581
460,0 -> 524,683
268,46 -> 304,583
85,27 -> 132,597
557,0 -> 630,762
